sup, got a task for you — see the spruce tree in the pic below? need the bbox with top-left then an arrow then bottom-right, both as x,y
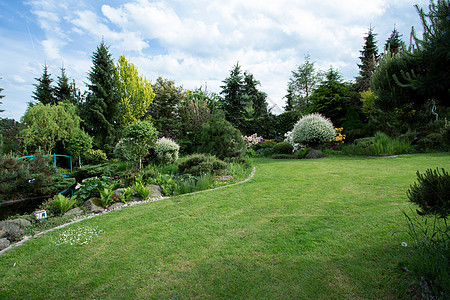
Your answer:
81,41 -> 120,155
242,72 -> 268,119
357,27 -> 380,92
32,64 -> 55,105
220,63 -> 246,130
384,27 -> 404,54
54,65 -> 72,103
0,79 -> 4,114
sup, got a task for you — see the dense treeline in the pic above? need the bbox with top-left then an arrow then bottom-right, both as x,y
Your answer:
0,0 -> 448,158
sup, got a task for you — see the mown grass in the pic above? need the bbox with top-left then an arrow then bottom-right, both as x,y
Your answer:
0,153 -> 449,299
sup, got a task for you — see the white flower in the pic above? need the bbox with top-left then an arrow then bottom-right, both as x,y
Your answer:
401,242 -> 408,247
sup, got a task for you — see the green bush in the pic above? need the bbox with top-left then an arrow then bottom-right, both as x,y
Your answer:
272,154 -> 296,159
273,142 -> 294,154
252,140 -> 276,151
290,113 -> 335,148
75,176 -> 112,203
155,137 -> 180,164
407,168 -> 449,218
197,112 -> 246,160
297,148 -> 310,159
82,149 -> 108,165
341,133 -> 412,156
178,154 -> 226,176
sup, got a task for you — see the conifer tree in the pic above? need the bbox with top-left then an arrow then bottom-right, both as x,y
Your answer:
32,64 -> 55,105
220,63 -> 246,130
54,65 -> 72,103
384,27 -> 404,54
357,27 -> 380,92
243,72 -> 268,119
0,79 -> 4,114
81,41 -> 120,155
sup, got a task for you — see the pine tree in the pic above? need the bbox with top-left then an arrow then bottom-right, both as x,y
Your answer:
0,79 -> 4,114
81,41 -> 121,155
283,84 -> 296,111
384,27 -> 404,54
220,63 -> 246,130
357,27 -> 380,92
32,64 -> 55,105
54,65 -> 72,103
242,72 -> 268,119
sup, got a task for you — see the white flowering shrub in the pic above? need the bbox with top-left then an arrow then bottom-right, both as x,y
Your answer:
155,137 -> 180,164
291,113 -> 335,147
242,133 -> 264,149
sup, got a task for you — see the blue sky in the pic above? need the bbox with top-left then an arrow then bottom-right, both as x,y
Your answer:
0,0 -> 429,120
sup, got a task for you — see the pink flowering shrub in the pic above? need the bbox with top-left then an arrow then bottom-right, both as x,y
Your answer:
242,133 -> 264,149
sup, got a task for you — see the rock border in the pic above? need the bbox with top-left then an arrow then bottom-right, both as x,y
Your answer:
0,167 -> 256,256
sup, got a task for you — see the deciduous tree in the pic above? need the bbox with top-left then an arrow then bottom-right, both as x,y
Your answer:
116,55 -> 155,128
122,120 -> 158,170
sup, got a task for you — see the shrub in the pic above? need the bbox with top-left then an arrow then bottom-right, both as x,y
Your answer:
52,194 -> 77,215
291,113 -> 335,148
155,137 -> 180,164
273,142 -> 294,154
272,154 -> 296,159
114,139 -> 131,161
297,148 -> 310,159
147,174 -> 176,196
83,149 -> 108,165
407,168 -> 449,218
178,154 -> 226,176
253,140 -> 276,151
76,176 -> 112,203
242,133 -> 264,149
197,112 -> 246,160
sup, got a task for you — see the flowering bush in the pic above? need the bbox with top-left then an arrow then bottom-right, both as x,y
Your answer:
155,137 -> 180,164
291,113 -> 335,147
327,127 -> 346,150
242,133 -> 264,149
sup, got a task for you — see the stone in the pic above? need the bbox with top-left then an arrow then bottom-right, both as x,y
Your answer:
0,229 -> 6,239
84,198 -> 105,214
306,149 -> 326,159
11,218 -> 32,228
0,238 -> 10,251
108,202 -> 124,210
145,184 -> 162,198
64,207 -> 83,216
113,188 -> 124,198
0,221 -> 23,242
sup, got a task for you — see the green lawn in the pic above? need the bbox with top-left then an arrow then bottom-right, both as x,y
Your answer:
1,153 -> 449,299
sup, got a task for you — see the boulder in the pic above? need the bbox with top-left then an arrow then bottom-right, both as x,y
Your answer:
0,220 -> 23,242
306,149 -> 326,159
113,188 -> 124,198
108,202 -> 124,210
0,229 -> 6,239
11,218 -> 32,227
84,198 -> 105,214
0,238 -> 10,251
145,184 -> 162,198
64,207 -> 83,216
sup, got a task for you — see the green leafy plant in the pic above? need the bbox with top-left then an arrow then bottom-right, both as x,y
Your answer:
132,181 -> 151,200
76,176 -> 111,203
148,174 -> 177,196
82,149 -> 108,165
99,186 -> 115,207
297,148 -> 310,159
119,187 -> 135,204
52,194 -> 77,215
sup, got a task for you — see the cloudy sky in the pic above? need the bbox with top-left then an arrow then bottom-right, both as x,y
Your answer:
0,0 -> 429,120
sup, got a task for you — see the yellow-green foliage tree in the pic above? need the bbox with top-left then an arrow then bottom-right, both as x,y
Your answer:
116,55 -> 155,128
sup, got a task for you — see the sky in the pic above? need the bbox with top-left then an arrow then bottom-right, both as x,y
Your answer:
0,0 -> 429,120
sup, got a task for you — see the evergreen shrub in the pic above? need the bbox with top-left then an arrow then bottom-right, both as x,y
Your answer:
273,142 -> 294,154
83,149 -> 108,164
178,154 -> 226,176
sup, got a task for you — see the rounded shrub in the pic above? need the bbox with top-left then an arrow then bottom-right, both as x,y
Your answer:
407,168 -> 449,218
273,142 -> 294,154
155,137 -> 180,164
83,149 -> 108,164
197,112 -> 246,160
178,154 -> 226,176
291,113 -> 335,147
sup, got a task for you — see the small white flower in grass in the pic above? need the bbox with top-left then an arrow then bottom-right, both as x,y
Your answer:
52,225 -> 103,246
401,242 -> 408,247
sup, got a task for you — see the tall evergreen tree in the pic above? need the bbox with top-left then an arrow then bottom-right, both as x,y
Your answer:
32,64 -> 55,105
243,72 -> 268,119
54,65 -> 72,103
0,79 -> 4,114
384,27 -> 404,54
81,41 -> 120,155
220,63 -> 246,130
283,84 -> 296,111
357,27 -> 380,92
